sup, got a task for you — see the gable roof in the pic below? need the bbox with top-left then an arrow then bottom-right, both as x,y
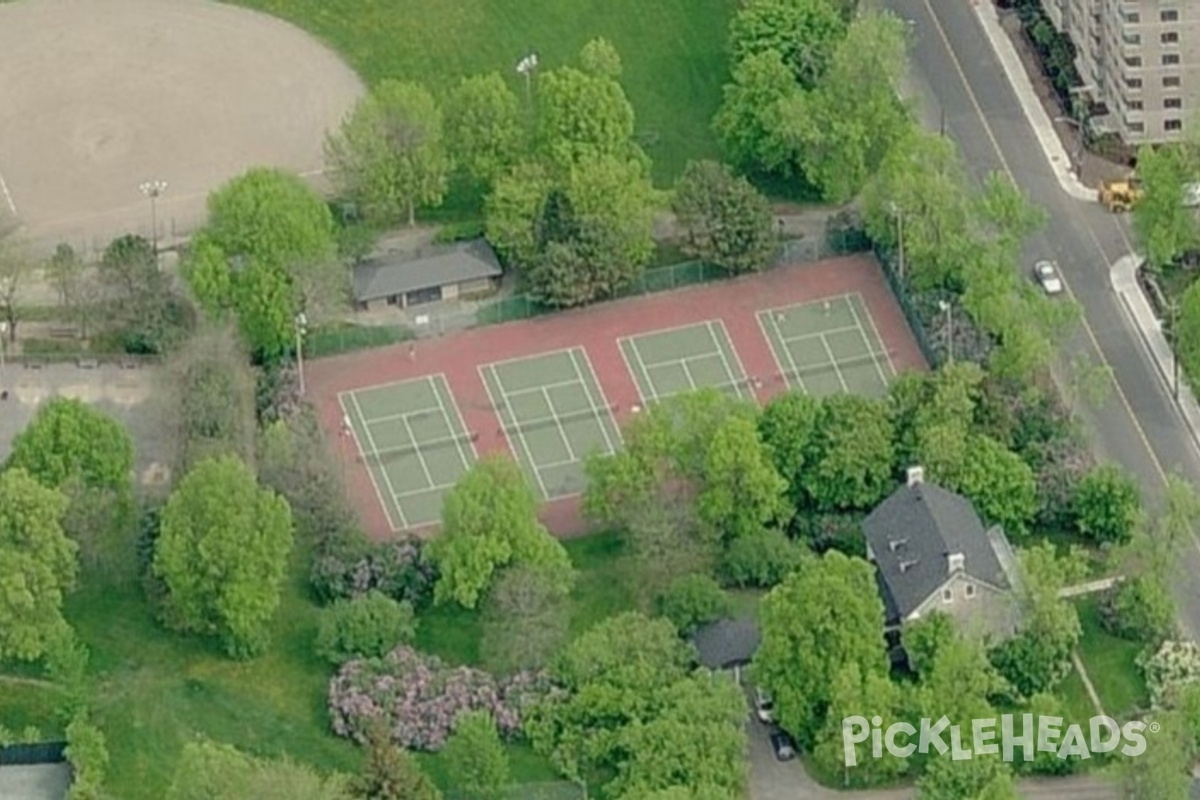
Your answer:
692,618 -> 761,670
863,480 -> 1010,622
352,238 -> 501,302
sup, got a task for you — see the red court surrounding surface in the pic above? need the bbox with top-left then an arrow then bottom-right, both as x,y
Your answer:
306,255 -> 927,540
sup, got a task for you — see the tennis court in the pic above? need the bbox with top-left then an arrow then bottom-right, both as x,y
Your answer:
620,320 -> 751,403
480,347 -> 622,500
757,293 -> 895,397
339,374 -> 477,530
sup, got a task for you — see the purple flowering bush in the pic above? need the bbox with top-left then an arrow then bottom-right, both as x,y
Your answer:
311,539 -> 437,607
328,646 -> 559,750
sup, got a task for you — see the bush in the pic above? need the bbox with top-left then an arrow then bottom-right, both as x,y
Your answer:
720,529 -> 805,588
792,512 -> 866,557
1102,577 -> 1177,646
657,574 -> 731,635
311,538 -> 437,607
433,220 -> 486,244
328,646 -> 560,751
1071,465 -> 1141,546
316,591 -> 417,664
65,715 -> 109,800
1139,639 -> 1200,710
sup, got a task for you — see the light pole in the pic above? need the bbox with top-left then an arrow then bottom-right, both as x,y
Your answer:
1170,302 -> 1181,401
938,299 -> 954,363
516,52 -> 539,103
889,202 -> 906,282
139,180 -> 168,257
0,321 -> 7,400
294,311 -> 308,395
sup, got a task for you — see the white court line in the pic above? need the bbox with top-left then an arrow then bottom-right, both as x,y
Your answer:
757,311 -> 809,393
571,348 -> 621,452
0,169 -> 16,215
843,295 -> 893,388
342,390 -> 406,531
850,293 -> 899,377
504,377 -> 584,398
817,332 -> 850,393
705,320 -> 747,398
541,386 -> 578,462
681,358 -> 699,390
427,374 -> 476,468
360,405 -> 444,427
394,481 -> 460,500
400,414 -> 437,491
618,336 -> 660,403
480,364 -> 550,498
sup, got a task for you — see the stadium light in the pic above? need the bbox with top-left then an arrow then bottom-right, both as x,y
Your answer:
516,52 -> 539,100
139,180 -> 168,258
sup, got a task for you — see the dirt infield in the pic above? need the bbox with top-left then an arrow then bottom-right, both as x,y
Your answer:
307,256 -> 928,540
0,0 -> 363,253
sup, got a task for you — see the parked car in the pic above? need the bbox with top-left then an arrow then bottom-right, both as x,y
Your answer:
1034,259 -> 1064,295
753,687 -> 775,724
769,728 -> 797,761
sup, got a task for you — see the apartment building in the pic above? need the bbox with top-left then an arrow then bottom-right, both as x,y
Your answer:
1041,0 -> 1200,144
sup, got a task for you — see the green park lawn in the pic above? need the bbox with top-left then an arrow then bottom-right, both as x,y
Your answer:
226,0 -> 731,183
0,531 -> 635,798
1073,598 -> 1148,719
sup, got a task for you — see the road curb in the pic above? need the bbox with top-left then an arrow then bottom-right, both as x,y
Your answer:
1110,255 -> 1200,455
972,1 -> 1099,203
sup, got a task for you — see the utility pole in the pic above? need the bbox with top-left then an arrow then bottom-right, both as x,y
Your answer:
1171,303 -> 1181,401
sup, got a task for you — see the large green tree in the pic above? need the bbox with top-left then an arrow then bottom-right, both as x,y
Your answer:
326,80 -> 449,226
810,663 -> 907,787
1071,464 -> 1141,545
728,0 -> 847,89
535,64 -> 639,170
428,456 -> 574,609
954,434 -> 1037,537
757,391 -> 821,506
152,455 -> 294,658
916,754 -> 1017,800
480,565 -> 571,673
0,469 -> 76,662
443,73 -> 522,188
713,51 -> 799,175
166,740 -> 351,800
802,394 -> 895,511
1133,142 -> 1199,269
442,711 -> 510,800
671,160 -> 777,275
1118,709 -> 1193,800
754,550 -> 887,745
696,414 -> 791,543
6,397 -> 133,492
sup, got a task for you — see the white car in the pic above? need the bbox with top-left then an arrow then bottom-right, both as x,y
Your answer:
1034,260 -> 1064,295
754,687 -> 775,724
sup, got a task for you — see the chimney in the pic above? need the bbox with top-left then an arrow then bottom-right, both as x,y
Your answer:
947,552 -> 965,573
906,466 -> 924,487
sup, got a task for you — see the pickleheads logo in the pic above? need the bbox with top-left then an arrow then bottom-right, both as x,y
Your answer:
841,714 -> 1153,767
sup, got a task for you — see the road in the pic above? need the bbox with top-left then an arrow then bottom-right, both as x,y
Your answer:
881,0 -> 1200,638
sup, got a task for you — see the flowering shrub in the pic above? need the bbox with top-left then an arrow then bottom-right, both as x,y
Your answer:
311,539 -> 437,607
1138,639 -> 1200,709
328,646 -> 559,750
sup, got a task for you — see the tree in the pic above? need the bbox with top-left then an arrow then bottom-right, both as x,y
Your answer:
1015,692 -> 1076,775
480,565 -> 570,673
620,485 -> 715,608
811,663 -> 906,788
0,221 -> 30,344
754,550 -> 887,745
720,528 -> 805,588
580,37 -> 623,79
441,711 -> 510,800
429,456 -> 574,609
97,233 -> 188,353
783,11 -> 911,203
0,469 -> 75,662
803,395 -> 895,511
1175,278 -> 1200,386
443,73 -> 522,188
535,63 -> 639,169
916,754 -> 1018,800
1133,142 -> 1199,269
64,715 -> 108,800
1118,709 -> 1193,800
713,51 -> 800,174
167,740 -> 351,800
327,80 -> 449,226
351,722 -> 442,800
954,435 -> 1037,537
657,573 -> 731,635
152,455 -> 294,658
316,591 -> 416,664
1071,464 -> 1141,545
1106,574 -> 1176,645
671,160 -> 776,274
728,0 -> 848,89
6,397 -> 133,492
901,612 -> 956,679
485,162 -> 555,267
757,391 -> 821,506
696,414 -> 791,543
45,243 -> 89,336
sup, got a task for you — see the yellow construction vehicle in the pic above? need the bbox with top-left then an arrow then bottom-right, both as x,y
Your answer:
1099,175 -> 1143,212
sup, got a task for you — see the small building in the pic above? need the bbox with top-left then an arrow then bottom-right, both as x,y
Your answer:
863,466 -> 1022,643
352,238 -> 502,311
692,617 -> 761,683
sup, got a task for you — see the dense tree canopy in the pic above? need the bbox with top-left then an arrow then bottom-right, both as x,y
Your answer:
728,0 -> 847,90
166,740 -> 351,800
1132,141 -> 1199,269
713,51 -> 799,175
802,394 -> 895,511
443,73 -> 522,188
534,65 -> 639,170
671,160 -> 777,274
6,397 -> 134,492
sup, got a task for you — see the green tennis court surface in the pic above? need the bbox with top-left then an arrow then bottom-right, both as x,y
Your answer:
480,347 -> 622,500
620,320 -> 750,404
757,293 -> 895,397
340,374 -> 477,530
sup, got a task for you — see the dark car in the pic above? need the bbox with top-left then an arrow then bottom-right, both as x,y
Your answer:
769,728 -> 797,761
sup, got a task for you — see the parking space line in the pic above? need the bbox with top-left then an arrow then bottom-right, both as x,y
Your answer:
347,390 -> 408,530
571,348 -> 621,452
481,364 -> 550,498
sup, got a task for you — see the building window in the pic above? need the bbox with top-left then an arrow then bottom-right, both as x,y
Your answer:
1127,77 -> 1143,89
965,583 -> 976,598
1123,11 -> 1140,24
1161,10 -> 1179,23
1165,98 -> 1183,110
1129,122 -> 1146,133
942,589 -> 953,603
1162,32 -> 1179,45
1128,99 -> 1144,111
1125,56 -> 1142,68
1162,54 -> 1181,66
1165,76 -> 1182,88
1166,119 -> 1183,132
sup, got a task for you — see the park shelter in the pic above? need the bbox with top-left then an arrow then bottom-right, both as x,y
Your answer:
352,238 -> 502,310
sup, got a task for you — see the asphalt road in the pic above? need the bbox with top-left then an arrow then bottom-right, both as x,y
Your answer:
883,0 -> 1200,638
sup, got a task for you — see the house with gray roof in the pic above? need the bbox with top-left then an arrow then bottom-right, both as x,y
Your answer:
692,618 -> 761,674
352,238 -> 502,310
863,466 -> 1022,641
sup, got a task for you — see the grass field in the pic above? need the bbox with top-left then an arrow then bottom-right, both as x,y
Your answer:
1074,598 -> 1148,719
227,0 -> 731,183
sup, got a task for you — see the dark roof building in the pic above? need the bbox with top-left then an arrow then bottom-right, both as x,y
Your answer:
692,618 -> 761,670
352,238 -> 502,308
